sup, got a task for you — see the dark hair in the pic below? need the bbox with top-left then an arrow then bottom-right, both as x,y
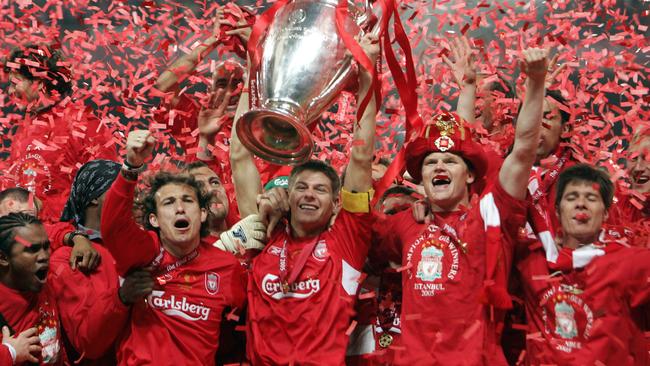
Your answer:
380,185 -> 417,202
545,89 -> 570,125
513,89 -> 570,127
0,187 -> 31,205
5,44 -> 72,98
141,172 -> 211,237
0,213 -> 42,255
289,160 -> 341,196
555,164 -> 614,210
183,160 -> 211,172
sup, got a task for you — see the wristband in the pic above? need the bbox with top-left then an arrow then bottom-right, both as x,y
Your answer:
2,342 -> 16,364
122,160 -> 146,173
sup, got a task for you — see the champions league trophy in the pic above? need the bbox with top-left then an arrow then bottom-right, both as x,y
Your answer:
237,0 -> 379,165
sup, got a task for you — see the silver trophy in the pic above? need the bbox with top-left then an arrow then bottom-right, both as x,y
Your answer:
237,0 -> 378,165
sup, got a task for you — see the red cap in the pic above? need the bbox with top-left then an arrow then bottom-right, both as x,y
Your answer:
405,112 -> 488,183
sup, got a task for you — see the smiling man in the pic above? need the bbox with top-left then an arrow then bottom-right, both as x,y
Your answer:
610,131 -> 650,247
373,48 -> 549,365
516,164 -> 650,365
99,130 -> 265,365
228,34 -> 379,364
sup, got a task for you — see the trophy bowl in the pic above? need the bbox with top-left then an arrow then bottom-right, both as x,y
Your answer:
237,0 -> 373,165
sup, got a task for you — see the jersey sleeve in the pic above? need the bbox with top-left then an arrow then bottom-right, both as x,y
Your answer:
224,256 -> 248,310
44,221 -> 75,252
327,190 -> 374,271
480,179 -> 528,236
49,245 -> 129,359
369,210 -> 406,269
479,179 -> 529,309
617,248 -> 650,307
0,344 -> 13,365
100,173 -> 160,275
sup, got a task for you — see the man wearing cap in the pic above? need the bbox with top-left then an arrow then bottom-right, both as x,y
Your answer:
372,48 -> 550,365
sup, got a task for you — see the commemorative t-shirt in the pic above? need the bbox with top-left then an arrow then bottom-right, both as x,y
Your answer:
373,180 -> 527,365
247,205 -> 373,365
517,244 -> 650,365
101,173 -> 247,365
0,282 -> 65,365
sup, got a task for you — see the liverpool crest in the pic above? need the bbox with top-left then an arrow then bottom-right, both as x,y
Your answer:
416,246 -> 443,282
205,272 -> 220,295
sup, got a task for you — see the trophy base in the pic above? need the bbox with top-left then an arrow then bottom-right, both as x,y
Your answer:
236,109 -> 314,166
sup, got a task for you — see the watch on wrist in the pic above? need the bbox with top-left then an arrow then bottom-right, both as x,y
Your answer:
67,230 -> 89,246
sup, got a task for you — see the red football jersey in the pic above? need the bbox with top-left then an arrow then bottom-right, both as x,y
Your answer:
101,173 -> 247,365
49,242 -> 128,365
373,181 -> 527,365
0,282 -> 66,365
517,243 -> 650,365
247,208 -> 373,365
0,101 -> 117,222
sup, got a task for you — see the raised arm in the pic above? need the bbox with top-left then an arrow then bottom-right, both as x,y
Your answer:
230,62 -> 262,217
343,33 -> 380,194
443,36 -> 477,124
100,130 -> 159,274
155,14 -> 220,94
498,48 -> 549,200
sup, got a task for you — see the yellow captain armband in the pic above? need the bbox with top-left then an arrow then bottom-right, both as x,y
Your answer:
341,188 -> 374,213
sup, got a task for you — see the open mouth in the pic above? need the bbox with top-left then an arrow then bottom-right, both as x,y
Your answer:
432,175 -> 451,187
298,204 -> 318,211
35,267 -> 49,282
634,173 -> 649,185
174,218 -> 190,230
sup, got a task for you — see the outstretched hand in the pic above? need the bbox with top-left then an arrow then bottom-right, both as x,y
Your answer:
545,53 -> 567,88
198,72 -> 237,138
442,36 -> 477,87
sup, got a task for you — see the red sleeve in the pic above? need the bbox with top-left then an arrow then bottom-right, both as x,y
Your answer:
101,173 -> 160,275
328,209 -> 373,270
370,210 -> 407,268
620,249 -> 650,307
481,179 -> 528,235
225,257 -> 247,310
0,344 -> 12,365
49,245 -> 128,359
44,221 -> 75,252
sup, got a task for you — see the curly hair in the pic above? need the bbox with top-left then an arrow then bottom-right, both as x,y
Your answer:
0,213 -> 42,255
5,44 -> 73,98
141,172 -> 211,238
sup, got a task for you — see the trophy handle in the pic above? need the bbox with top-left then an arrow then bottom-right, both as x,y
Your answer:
354,0 -> 383,36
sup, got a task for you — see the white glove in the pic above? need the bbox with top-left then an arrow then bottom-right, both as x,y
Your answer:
214,214 -> 267,254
